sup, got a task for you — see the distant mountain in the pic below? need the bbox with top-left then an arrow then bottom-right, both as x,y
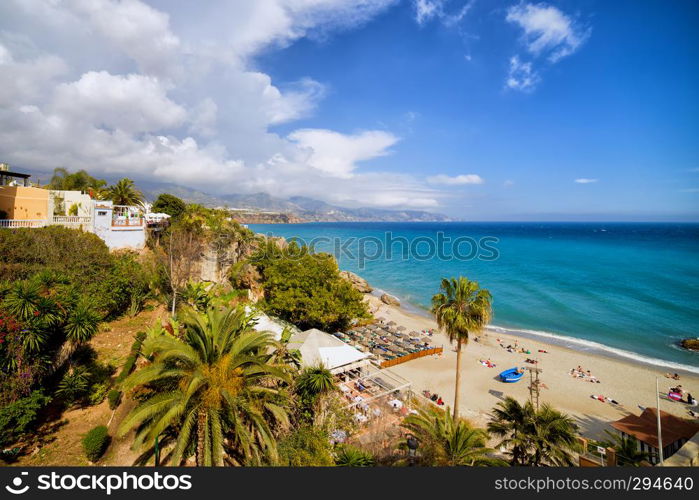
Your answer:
140,181 -> 452,222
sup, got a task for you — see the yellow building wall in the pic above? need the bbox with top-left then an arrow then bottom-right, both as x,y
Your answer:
0,186 -> 50,219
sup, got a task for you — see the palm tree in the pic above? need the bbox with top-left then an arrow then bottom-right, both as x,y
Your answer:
295,364 -> 336,424
528,403 -> 580,466
401,405 -> 505,466
270,327 -> 302,371
488,397 -> 580,466
431,277 -> 492,418
107,178 -> 144,207
118,305 -> 291,466
487,396 -> 531,466
601,430 -> 650,467
55,300 -> 102,368
296,365 -> 336,397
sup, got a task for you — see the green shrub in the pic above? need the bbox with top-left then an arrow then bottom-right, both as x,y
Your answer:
82,425 -> 110,462
253,243 -> 370,332
277,427 -> 335,466
88,382 -> 110,406
107,390 -> 122,410
0,390 -> 51,447
115,332 -> 146,384
56,367 -> 91,404
151,193 -> 186,219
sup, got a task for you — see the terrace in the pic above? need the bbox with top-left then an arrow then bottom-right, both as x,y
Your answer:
110,205 -> 144,228
333,319 -> 443,368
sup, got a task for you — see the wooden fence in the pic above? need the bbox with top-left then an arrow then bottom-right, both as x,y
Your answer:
379,346 -> 443,368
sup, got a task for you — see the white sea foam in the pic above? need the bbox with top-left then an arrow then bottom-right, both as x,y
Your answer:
371,286 -> 699,375
487,325 -> 699,375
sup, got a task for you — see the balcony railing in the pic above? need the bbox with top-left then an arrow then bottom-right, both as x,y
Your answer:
111,217 -> 144,227
0,219 -> 48,228
53,216 -> 92,224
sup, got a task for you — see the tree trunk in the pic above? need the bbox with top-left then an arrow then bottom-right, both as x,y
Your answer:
453,340 -> 462,419
171,291 -> 177,318
196,409 -> 206,466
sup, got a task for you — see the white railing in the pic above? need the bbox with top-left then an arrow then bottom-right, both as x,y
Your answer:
53,216 -> 92,224
0,219 -> 48,228
112,217 -> 143,227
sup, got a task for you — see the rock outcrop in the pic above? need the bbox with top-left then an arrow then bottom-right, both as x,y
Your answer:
680,338 -> 699,352
339,271 -> 373,293
380,293 -> 400,307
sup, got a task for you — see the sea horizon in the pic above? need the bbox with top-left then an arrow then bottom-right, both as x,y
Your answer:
250,221 -> 699,374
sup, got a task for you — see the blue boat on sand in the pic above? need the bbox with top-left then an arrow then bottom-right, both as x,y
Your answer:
499,367 -> 524,383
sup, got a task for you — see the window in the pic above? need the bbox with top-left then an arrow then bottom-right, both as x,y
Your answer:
97,211 -> 108,216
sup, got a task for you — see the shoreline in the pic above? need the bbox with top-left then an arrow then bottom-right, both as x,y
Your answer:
367,285 -> 699,376
363,294 -> 699,438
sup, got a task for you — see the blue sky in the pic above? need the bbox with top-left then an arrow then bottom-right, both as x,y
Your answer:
1,0 -> 697,220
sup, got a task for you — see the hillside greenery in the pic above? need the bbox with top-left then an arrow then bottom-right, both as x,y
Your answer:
249,240 -> 370,332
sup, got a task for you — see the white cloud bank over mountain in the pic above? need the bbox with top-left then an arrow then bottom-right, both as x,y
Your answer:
0,0 -> 451,209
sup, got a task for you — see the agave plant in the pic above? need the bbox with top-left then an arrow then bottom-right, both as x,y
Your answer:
335,446 -> 375,467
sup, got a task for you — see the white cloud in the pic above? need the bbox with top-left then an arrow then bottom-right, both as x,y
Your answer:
505,2 -> 590,91
52,71 -> 187,133
506,2 -> 589,62
413,0 -> 473,26
505,55 -> 538,91
427,174 -> 484,185
0,0 -> 447,209
287,129 -> 399,178
575,178 -> 598,184
503,179 -> 514,187
66,0 -> 181,77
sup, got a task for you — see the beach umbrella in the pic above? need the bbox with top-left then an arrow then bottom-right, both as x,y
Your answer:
397,325 -> 407,331
387,345 -> 401,353
420,337 -> 432,344
377,316 -> 387,322
371,348 -> 384,355
393,332 -> 406,338
387,321 -> 397,326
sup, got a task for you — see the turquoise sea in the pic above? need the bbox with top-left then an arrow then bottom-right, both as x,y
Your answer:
249,222 -> 699,373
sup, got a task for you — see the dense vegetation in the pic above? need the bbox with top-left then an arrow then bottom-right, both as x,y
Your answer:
117,301 -> 362,466
0,226 -> 150,450
151,193 -> 187,219
249,240 -> 370,332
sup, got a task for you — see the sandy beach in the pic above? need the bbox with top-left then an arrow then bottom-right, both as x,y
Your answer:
364,295 -> 699,440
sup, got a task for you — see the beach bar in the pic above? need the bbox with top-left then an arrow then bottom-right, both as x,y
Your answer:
610,407 -> 699,465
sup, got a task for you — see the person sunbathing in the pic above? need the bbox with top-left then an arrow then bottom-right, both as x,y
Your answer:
436,397 -> 444,406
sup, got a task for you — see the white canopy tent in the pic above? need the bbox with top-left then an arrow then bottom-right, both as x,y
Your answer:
244,306 -> 295,341
289,328 -> 371,374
